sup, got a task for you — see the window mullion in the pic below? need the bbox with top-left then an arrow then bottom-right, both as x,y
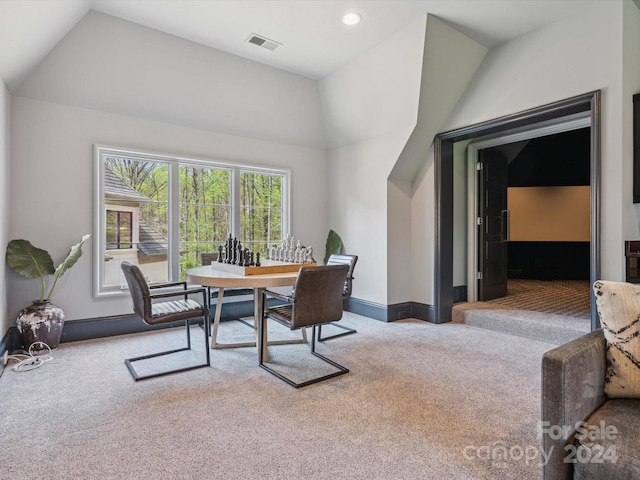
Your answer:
169,163 -> 180,281
95,145 -> 288,296
231,167 -> 241,238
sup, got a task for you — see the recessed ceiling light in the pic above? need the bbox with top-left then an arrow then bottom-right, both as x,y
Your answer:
342,13 -> 361,26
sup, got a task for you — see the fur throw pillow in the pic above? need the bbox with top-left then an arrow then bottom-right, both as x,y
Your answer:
593,280 -> 640,398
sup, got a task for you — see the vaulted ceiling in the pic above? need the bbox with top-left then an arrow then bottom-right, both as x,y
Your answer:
0,0 -> 606,92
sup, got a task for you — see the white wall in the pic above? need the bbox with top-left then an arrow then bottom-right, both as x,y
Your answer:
321,16 -> 485,305
9,96 -> 328,321
410,146 -> 434,303
412,2 -> 629,304
394,16 -> 485,304
9,2 -> 639,326
320,17 -> 425,150
16,11 -> 326,150
390,16 -> 487,183
409,138 -> 469,303
452,140 -> 470,287
320,18 -> 426,304
0,80 -> 9,337
7,8 -> 331,324
327,131 -> 410,303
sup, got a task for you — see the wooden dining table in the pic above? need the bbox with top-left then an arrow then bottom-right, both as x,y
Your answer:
185,264 -> 306,361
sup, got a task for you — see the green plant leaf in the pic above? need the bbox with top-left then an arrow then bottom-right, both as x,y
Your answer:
46,234 -> 91,301
52,234 -> 91,279
6,239 -> 55,279
324,229 -> 344,264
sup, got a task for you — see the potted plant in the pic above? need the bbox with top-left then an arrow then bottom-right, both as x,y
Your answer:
6,234 -> 90,352
324,229 -> 344,264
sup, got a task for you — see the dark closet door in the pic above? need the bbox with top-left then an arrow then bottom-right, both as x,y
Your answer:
478,150 -> 508,301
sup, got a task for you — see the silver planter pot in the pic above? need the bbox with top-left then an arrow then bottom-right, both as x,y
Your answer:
16,301 -> 65,352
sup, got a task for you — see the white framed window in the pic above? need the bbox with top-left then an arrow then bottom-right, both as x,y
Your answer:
93,145 -> 290,297
106,205 -> 138,250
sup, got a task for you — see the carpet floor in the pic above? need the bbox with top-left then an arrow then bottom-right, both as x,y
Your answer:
452,279 -> 592,345
0,313 -> 554,480
484,279 -> 590,319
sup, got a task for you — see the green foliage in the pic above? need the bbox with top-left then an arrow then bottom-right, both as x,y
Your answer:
324,230 -> 344,264
6,234 -> 90,301
6,240 -> 55,279
240,172 -> 282,258
106,157 -> 284,280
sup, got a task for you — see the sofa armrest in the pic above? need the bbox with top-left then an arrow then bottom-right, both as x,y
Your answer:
541,329 -> 607,480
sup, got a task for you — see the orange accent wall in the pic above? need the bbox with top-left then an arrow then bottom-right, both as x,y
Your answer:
507,186 -> 590,242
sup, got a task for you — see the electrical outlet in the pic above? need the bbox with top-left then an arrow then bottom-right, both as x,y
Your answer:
2,351 -> 8,366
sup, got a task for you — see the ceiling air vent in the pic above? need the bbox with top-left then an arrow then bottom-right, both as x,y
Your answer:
247,33 -> 282,51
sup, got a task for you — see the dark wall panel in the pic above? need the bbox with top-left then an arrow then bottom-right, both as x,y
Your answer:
508,241 -> 590,280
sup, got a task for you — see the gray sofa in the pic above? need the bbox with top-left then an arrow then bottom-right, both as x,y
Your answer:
542,329 -> 640,479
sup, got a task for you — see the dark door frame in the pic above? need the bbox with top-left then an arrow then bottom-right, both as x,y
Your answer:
434,91 -> 601,330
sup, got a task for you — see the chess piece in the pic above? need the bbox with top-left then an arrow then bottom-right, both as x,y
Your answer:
250,251 -> 255,266
227,234 -> 234,264
256,252 -> 261,267
235,244 -> 242,265
217,245 -> 223,262
295,241 -> 302,263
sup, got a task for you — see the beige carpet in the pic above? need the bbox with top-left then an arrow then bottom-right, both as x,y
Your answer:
0,313 -> 554,479
484,279 -> 590,319
452,279 -> 591,345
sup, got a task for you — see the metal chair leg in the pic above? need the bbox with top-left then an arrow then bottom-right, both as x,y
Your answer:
317,322 -> 357,341
125,317 -> 210,381
259,324 -> 349,388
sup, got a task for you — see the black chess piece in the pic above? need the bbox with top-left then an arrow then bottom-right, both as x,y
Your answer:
236,245 -> 242,266
255,252 -> 261,267
217,245 -> 223,262
226,235 -> 233,264
250,251 -> 255,266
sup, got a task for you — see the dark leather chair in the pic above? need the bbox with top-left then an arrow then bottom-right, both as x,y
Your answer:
259,264 -> 350,388
120,261 -> 210,381
317,254 -> 358,341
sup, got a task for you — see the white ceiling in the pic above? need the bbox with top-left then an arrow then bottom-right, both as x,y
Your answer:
0,0 -> 606,92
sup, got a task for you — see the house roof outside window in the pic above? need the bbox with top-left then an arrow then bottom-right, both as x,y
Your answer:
104,167 -> 168,257
104,167 -> 153,203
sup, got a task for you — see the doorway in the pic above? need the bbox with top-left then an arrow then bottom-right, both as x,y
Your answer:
434,91 -> 600,330
474,126 -> 591,299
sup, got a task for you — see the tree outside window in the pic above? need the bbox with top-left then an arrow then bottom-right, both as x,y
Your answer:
94,146 -> 289,297
240,171 -> 283,257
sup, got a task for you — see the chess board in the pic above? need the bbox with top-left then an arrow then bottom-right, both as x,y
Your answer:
210,260 -> 315,276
